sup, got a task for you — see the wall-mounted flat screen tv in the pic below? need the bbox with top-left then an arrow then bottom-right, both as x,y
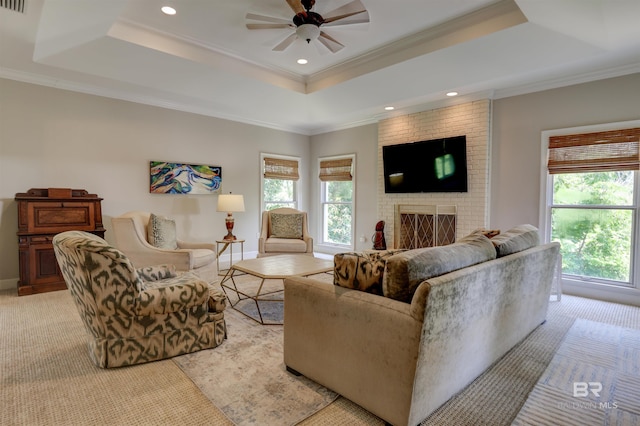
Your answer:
383,135 -> 468,193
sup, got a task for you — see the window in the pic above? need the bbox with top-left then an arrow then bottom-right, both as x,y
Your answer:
261,154 -> 299,211
542,126 -> 640,288
319,155 -> 355,248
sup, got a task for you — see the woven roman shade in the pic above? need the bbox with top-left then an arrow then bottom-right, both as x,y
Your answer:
319,158 -> 353,181
548,128 -> 640,174
263,157 -> 299,181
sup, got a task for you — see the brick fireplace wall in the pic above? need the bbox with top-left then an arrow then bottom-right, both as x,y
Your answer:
378,100 -> 491,248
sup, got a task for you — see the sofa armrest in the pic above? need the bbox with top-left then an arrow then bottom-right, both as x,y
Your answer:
283,276 -> 422,425
135,273 -> 209,315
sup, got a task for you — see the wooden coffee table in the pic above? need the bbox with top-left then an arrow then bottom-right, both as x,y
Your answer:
220,255 -> 333,325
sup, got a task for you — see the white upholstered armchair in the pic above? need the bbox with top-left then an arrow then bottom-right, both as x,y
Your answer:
258,208 -> 313,257
111,211 -> 217,283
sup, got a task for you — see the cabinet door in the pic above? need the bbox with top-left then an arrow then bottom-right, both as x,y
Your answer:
27,236 -> 62,284
26,202 -> 96,234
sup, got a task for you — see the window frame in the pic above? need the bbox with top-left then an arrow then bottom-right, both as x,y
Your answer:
318,154 -> 356,251
260,153 -> 300,212
539,120 -> 640,302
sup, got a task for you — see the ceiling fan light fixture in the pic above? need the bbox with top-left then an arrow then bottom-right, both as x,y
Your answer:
296,24 -> 320,43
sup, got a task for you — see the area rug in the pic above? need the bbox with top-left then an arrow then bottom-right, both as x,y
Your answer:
172,306 -> 338,426
513,318 -> 640,425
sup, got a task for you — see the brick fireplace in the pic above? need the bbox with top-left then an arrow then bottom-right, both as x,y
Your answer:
378,100 -> 491,248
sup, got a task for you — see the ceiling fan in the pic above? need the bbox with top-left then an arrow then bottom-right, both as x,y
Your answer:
246,0 -> 370,53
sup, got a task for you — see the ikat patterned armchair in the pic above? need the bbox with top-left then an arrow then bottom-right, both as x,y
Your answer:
53,230 -> 227,368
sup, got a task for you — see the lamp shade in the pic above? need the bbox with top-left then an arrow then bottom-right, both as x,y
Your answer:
217,194 -> 245,213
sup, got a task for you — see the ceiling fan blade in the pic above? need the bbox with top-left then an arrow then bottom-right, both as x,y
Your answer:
273,33 -> 298,51
246,13 -> 292,25
285,0 -> 305,15
323,0 -> 368,23
318,31 -> 344,53
247,23 -> 293,30
323,10 -> 369,26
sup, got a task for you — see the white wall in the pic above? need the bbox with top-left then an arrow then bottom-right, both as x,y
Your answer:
0,78 -> 309,286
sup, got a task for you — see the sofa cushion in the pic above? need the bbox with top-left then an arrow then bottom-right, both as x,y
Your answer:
270,213 -> 303,239
334,249 -> 405,295
147,213 -> 178,250
491,224 -> 539,257
382,233 -> 497,303
264,237 -> 308,253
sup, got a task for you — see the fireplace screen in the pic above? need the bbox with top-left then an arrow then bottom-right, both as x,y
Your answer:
395,205 -> 456,249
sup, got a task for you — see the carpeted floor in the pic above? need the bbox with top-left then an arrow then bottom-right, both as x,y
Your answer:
1,285 -> 639,425
513,319 -> 640,425
173,307 -> 338,426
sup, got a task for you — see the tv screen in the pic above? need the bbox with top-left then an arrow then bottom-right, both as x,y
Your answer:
383,136 -> 468,193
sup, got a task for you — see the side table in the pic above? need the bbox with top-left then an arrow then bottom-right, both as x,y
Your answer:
216,239 -> 245,276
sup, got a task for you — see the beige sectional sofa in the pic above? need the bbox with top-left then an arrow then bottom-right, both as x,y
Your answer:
283,225 -> 560,426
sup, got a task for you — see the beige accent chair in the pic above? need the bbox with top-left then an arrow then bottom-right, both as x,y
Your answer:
258,207 -> 313,257
111,211 -> 217,284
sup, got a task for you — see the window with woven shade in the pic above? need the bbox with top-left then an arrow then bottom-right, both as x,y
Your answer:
261,154 -> 299,211
319,155 -> 355,248
543,124 -> 640,294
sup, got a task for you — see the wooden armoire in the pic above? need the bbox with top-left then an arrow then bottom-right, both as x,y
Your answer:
15,188 -> 105,296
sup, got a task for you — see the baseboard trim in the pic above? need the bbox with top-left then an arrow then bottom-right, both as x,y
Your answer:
0,278 -> 17,292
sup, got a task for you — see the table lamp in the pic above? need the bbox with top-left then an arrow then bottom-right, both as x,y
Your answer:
217,193 -> 245,240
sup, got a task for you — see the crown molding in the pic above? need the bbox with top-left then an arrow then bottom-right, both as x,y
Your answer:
493,62 -> 640,100
110,18 -> 307,94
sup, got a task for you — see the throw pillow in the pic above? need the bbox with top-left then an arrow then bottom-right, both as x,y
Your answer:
334,249 -> 405,295
382,232 -> 497,303
147,213 -> 178,250
270,213 -> 303,239
491,224 -> 540,257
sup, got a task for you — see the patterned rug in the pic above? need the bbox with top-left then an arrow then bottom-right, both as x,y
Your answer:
513,318 -> 640,425
172,306 -> 338,426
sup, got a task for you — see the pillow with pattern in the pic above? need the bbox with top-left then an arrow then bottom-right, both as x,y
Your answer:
270,213 -> 303,239
334,249 -> 406,295
147,213 -> 178,249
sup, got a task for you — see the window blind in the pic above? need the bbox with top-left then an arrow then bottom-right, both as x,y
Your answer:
263,157 -> 299,180
548,128 -> 640,174
319,158 -> 353,181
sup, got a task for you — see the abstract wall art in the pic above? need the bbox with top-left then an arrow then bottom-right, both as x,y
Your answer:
150,161 -> 222,194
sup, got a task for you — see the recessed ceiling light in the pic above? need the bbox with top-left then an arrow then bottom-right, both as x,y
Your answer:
161,6 -> 176,15
384,106 -> 395,111
297,59 -> 308,65
446,91 -> 459,97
